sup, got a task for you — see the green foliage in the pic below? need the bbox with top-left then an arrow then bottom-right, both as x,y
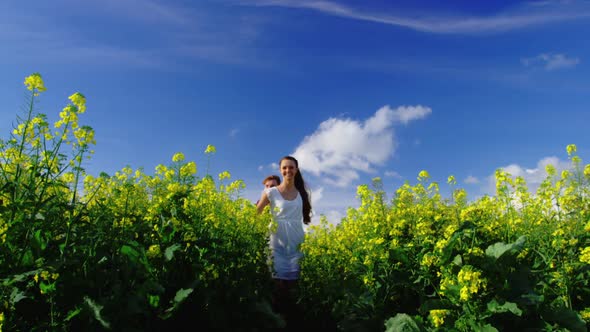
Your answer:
0,74 -> 278,331
300,163 -> 590,330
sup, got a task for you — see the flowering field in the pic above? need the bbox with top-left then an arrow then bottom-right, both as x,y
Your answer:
1,74 -> 589,331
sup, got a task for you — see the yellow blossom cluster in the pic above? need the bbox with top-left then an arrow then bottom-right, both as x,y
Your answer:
429,309 -> 449,328
457,266 -> 486,301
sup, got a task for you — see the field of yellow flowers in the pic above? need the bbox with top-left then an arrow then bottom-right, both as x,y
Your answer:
1,74 -> 589,331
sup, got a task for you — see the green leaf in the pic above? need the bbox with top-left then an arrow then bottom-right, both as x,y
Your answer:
174,288 -> 193,303
84,296 -> 111,329
452,254 -> 463,266
22,249 -> 34,266
34,229 -> 47,251
485,236 -> 526,260
384,313 -> 421,332
542,306 -> 587,332
65,307 -> 82,322
162,288 -> 194,319
39,281 -> 56,294
3,269 -> 41,285
148,294 -> 160,308
164,244 -> 181,261
475,324 -> 499,332
487,299 -> 522,316
10,288 -> 28,304
120,244 -> 140,261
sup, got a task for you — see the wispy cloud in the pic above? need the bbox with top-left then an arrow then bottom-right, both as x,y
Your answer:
293,105 -> 431,187
258,162 -> 279,173
0,1 -> 268,68
385,170 -> 402,179
521,53 -> 580,71
245,0 -> 590,34
464,175 -> 480,184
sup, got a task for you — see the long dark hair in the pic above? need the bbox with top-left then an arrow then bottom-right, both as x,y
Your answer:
280,156 -> 312,225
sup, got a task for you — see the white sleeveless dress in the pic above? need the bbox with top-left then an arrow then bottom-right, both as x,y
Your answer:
264,187 -> 306,280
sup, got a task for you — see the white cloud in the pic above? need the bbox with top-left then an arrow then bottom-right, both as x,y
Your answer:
310,185 -> 323,208
246,0 -> 590,34
292,105 -> 431,187
483,156 -> 571,195
1,1 -> 269,68
229,128 -> 240,137
464,175 -> 480,184
258,162 -> 279,173
522,53 -> 580,71
385,170 -> 402,179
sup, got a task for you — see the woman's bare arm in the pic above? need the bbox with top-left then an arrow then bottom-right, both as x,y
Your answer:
256,191 -> 270,213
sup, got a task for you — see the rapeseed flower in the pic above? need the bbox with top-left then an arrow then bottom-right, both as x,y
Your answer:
172,152 -> 185,163
180,162 -> 197,176
457,266 -> 486,301
566,144 -> 577,156
580,247 -> 590,265
429,309 -> 448,328
447,175 -> 456,185
205,144 -> 216,154
218,171 -> 231,181
147,244 -> 161,259
418,170 -> 430,181
68,92 -> 86,113
24,73 -> 46,93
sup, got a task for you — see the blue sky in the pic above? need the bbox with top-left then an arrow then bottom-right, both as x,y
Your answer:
1,0 -> 589,224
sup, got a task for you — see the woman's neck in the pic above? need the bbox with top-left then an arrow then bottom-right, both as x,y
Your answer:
282,179 -> 295,190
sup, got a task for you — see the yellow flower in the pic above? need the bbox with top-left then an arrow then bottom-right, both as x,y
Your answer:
418,170 -> 430,181
421,253 -> 436,267
429,309 -> 448,328
584,164 -> 590,178
580,308 -> 590,321
24,73 -> 47,93
205,144 -> 216,154
180,162 -> 197,176
580,247 -> 590,265
147,244 -> 161,259
457,266 -> 485,301
218,171 -> 231,181
68,92 -> 86,113
172,152 -> 185,163
545,164 -> 556,176
62,172 -> 76,183
447,175 -> 456,185
566,144 -> 577,156
460,286 -> 470,301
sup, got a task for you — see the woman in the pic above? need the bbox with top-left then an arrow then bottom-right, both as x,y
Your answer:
256,156 -> 311,324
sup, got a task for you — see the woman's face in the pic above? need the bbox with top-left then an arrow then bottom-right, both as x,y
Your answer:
280,159 -> 298,180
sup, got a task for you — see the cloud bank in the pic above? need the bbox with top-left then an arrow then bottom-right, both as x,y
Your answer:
293,105 -> 431,187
